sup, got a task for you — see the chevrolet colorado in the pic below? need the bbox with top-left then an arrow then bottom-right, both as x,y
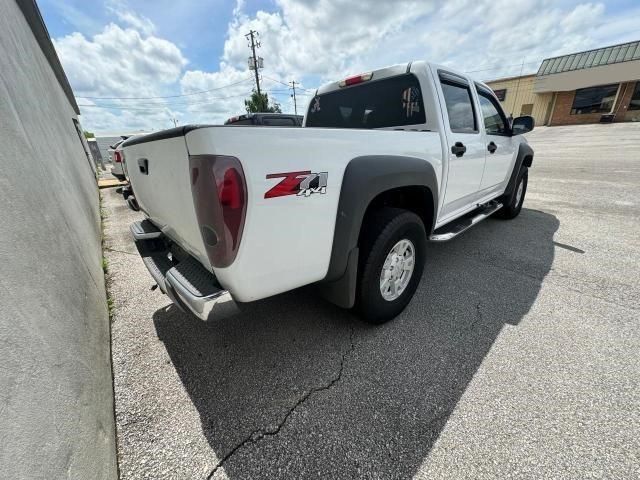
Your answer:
123,61 -> 534,324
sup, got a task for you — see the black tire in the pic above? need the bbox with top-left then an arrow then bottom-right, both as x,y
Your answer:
495,168 -> 528,220
356,208 -> 426,324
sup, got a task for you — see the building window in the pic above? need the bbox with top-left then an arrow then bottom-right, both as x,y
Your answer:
629,82 -> 640,110
570,84 -> 618,114
493,89 -> 506,101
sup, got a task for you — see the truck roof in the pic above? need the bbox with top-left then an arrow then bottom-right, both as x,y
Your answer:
314,61 -> 490,96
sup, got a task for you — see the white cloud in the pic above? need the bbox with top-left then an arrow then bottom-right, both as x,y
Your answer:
54,19 -> 188,132
178,66 -> 255,124
222,0 -> 618,84
51,0 -> 636,133
112,11 -> 156,36
105,0 -> 156,36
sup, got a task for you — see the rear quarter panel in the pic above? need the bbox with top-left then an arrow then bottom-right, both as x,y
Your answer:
186,126 -> 442,302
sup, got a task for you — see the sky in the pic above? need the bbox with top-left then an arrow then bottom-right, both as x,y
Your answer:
39,0 -> 640,134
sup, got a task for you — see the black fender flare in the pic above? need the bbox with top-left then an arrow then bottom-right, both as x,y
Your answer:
503,142 -> 533,199
318,155 -> 438,308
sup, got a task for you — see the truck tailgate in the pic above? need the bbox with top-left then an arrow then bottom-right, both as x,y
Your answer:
124,133 -> 210,270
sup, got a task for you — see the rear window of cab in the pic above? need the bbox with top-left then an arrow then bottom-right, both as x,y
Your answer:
306,74 -> 426,129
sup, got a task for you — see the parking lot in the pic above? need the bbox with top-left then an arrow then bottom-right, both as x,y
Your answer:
103,123 -> 640,479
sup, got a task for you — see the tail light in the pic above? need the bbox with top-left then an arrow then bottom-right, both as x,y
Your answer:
339,72 -> 373,88
113,151 -> 123,163
190,155 -> 247,268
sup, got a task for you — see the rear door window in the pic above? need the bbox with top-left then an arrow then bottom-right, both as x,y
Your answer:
439,80 -> 477,133
305,74 -> 426,128
227,118 -> 253,125
262,117 -> 297,126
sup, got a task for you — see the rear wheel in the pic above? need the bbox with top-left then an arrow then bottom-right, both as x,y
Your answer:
495,168 -> 528,219
356,208 -> 426,324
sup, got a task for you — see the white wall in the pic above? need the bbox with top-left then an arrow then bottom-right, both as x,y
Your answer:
0,1 -> 117,478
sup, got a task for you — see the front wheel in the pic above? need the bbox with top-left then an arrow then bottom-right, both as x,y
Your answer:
495,168 -> 528,219
356,208 -> 426,324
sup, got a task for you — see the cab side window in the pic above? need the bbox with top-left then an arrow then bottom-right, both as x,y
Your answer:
477,89 -> 508,135
439,77 -> 477,133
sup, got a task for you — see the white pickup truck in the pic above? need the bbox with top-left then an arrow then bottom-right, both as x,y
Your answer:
123,61 -> 534,324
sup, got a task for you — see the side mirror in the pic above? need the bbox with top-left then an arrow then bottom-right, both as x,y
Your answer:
512,116 -> 534,135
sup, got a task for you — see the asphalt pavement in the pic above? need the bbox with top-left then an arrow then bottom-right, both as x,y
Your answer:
103,123 -> 640,479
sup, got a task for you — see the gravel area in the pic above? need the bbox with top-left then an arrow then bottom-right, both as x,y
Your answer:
103,123 -> 640,479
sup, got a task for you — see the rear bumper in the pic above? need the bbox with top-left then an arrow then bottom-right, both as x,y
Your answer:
130,219 -> 237,320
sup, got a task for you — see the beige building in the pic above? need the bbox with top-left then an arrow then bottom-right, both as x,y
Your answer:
486,40 -> 640,126
484,74 -> 554,126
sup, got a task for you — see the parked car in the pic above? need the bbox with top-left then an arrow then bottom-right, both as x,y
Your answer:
224,112 -> 303,126
108,137 -> 129,181
123,60 -> 534,324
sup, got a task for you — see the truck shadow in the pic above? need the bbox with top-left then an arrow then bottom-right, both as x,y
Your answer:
153,208 -> 559,479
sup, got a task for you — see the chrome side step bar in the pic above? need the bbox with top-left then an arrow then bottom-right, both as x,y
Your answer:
430,201 -> 503,242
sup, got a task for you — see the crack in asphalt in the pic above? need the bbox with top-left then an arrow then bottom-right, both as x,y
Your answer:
206,325 -> 356,479
469,300 -> 483,330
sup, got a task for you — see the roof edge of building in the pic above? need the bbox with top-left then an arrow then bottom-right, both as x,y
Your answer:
16,0 -> 80,115
485,73 -> 536,84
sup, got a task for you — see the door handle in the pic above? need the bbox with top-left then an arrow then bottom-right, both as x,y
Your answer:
138,158 -> 149,175
451,142 -> 466,157
487,141 -> 497,154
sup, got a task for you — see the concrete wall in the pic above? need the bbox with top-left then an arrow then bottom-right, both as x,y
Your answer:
485,75 -> 554,126
0,1 -> 117,479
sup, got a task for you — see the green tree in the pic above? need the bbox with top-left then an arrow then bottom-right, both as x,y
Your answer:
84,131 -> 95,139
244,90 -> 281,113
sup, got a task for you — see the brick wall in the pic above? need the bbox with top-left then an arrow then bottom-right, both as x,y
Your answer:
549,81 -> 638,125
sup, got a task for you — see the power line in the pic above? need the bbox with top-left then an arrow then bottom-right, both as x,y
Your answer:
462,44 -> 603,76
261,74 -> 289,87
464,61 -> 540,74
76,77 -> 253,100
262,75 -> 315,92
81,92 -> 253,108
78,93 -> 253,111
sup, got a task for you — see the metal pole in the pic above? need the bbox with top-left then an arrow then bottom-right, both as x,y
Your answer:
290,80 -> 298,115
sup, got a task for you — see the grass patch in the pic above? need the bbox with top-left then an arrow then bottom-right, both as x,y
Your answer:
99,192 -> 115,322
107,295 -> 115,319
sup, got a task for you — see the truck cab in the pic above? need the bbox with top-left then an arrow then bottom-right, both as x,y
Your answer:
224,112 -> 303,126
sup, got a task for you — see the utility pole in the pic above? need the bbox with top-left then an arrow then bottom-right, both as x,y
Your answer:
245,29 -> 262,109
289,80 -> 298,115
511,59 -> 526,118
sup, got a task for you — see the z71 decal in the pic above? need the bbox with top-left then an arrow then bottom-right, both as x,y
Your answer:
265,171 -> 328,198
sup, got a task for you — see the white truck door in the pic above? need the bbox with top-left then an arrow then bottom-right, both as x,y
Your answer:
434,70 -> 487,218
474,84 -> 517,190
